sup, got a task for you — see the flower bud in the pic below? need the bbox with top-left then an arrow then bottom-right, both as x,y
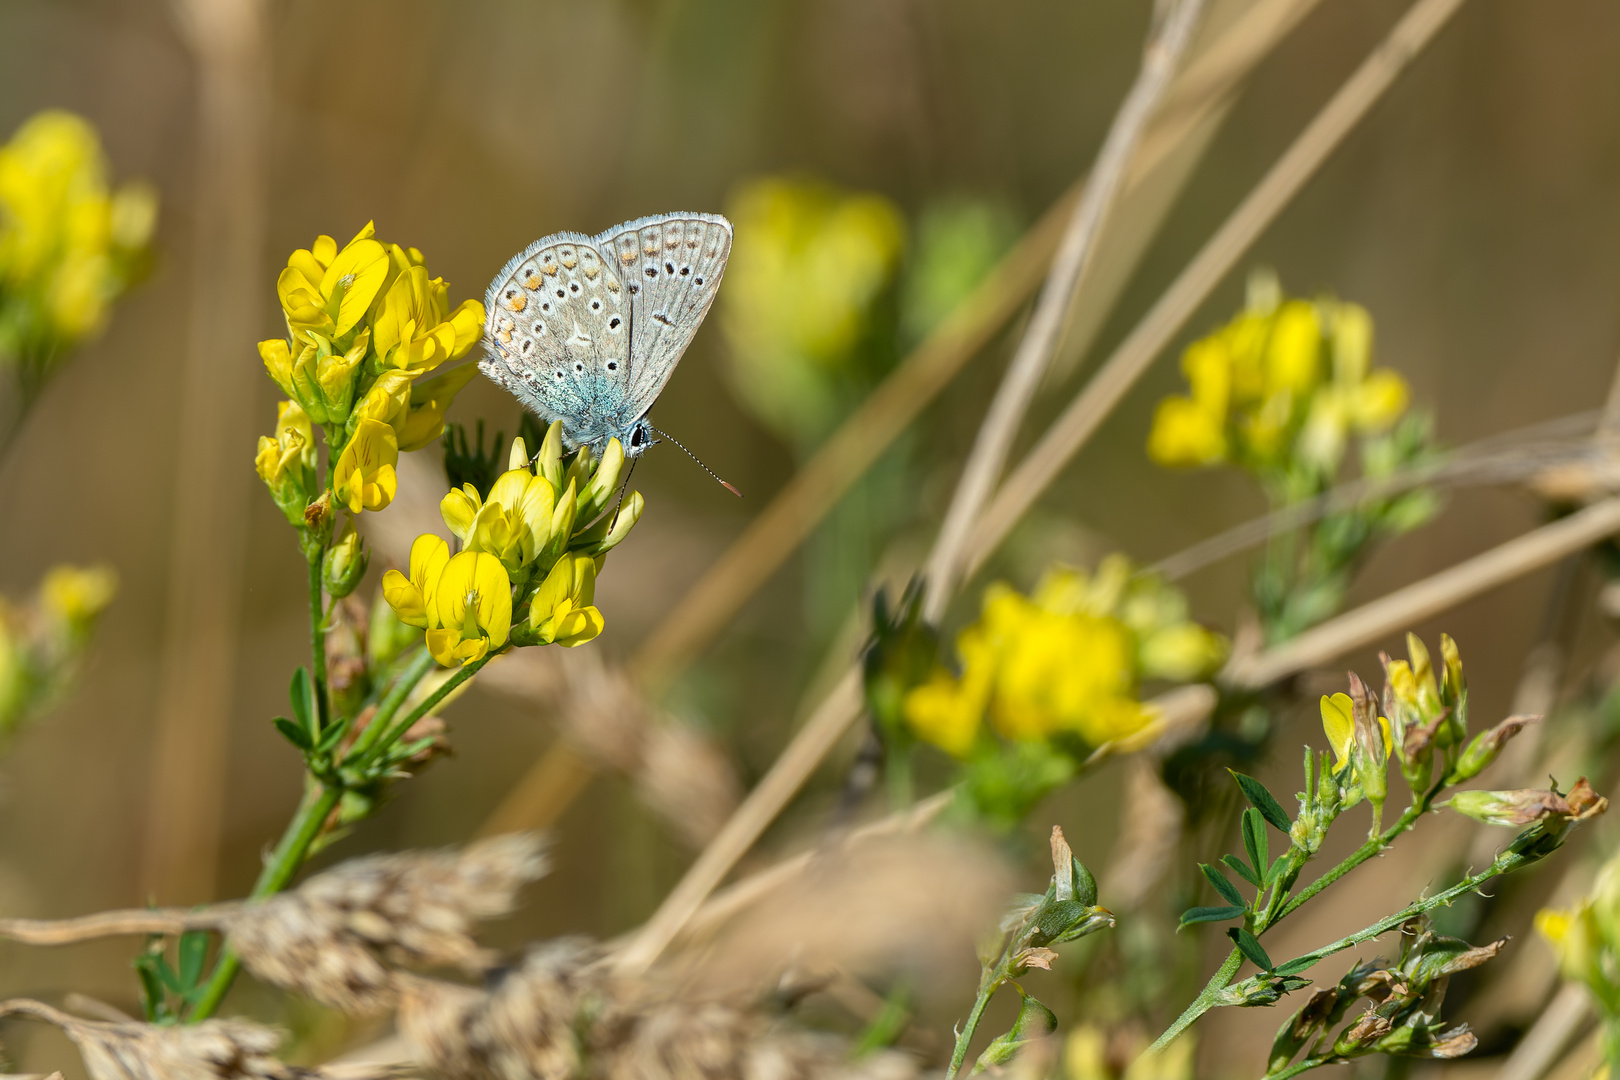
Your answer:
1448,714 -> 1539,784
537,420 -> 564,490
322,520 -> 369,598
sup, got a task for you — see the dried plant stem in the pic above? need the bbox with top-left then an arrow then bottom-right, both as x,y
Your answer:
0,907 -> 236,945
1223,497 -> 1620,689
611,671 -> 864,975
957,0 -> 1473,582
616,0 -> 1208,977
921,0 -> 1208,620
1497,983 -> 1591,1080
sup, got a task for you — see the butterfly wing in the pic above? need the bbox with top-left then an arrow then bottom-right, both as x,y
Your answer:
480,233 -> 634,450
594,212 -> 732,421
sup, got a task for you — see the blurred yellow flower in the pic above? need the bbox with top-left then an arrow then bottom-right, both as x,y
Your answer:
525,552 -> 603,648
332,418 -> 399,513
721,176 -> 905,445
426,551 -> 512,666
1147,277 -> 1409,477
0,109 -> 155,357
903,558 -> 1225,758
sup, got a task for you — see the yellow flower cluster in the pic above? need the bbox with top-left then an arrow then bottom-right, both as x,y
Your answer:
0,563 -> 117,735
1538,846 -> 1620,1014
381,422 -> 642,666
903,556 -> 1226,758
720,176 -> 906,445
1147,275 -> 1408,476
255,223 -> 484,524
0,110 -> 156,363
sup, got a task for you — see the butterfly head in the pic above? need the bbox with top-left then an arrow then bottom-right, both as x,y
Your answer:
624,417 -> 658,458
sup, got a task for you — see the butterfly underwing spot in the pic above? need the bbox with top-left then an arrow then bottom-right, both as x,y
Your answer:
522,268 -> 544,290
521,340 -> 532,355
560,247 -> 577,270
607,361 -> 618,370
680,265 -> 691,276
495,316 -> 514,344
695,276 -> 704,286
532,321 -> 546,335
609,317 -> 622,330
503,289 -> 526,312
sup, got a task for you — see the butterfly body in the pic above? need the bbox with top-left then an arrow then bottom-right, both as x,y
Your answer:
480,212 -> 733,457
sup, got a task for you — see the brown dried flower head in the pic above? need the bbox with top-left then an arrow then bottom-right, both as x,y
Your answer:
227,833 -> 548,1013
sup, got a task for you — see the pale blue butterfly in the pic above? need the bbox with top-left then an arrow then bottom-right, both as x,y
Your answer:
479,212 -> 733,464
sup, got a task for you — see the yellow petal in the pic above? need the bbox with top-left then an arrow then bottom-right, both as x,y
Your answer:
440,485 -> 482,541
1320,692 -> 1355,773
381,568 -> 429,629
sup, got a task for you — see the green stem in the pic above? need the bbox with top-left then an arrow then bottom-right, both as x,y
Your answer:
948,968 -> 1003,1078
1270,801 -> 1426,929
188,780 -> 343,1020
342,647 -> 434,767
1264,1056 -> 1335,1080
307,555 -> 329,736
1149,947 -> 1243,1054
347,653 -> 491,775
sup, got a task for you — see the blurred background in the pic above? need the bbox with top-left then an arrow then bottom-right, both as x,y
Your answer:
2,0 -> 1620,1074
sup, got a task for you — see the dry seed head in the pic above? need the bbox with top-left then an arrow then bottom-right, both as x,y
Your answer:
396,941 -> 923,1080
0,1000 -> 396,1080
228,833 -> 548,1013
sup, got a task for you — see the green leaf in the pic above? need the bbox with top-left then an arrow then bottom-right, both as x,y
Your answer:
133,956 -> 171,1023
315,714 -> 352,755
1179,904 -> 1246,928
272,716 -> 313,751
1230,770 -> 1292,832
1223,853 -> 1263,888
1200,863 -> 1245,906
1273,956 -> 1316,976
177,930 -> 208,989
975,989 -> 1057,1071
1267,853 -> 1289,886
289,667 -> 313,733
1070,858 -> 1098,908
1242,808 -> 1269,880
1228,927 -> 1274,972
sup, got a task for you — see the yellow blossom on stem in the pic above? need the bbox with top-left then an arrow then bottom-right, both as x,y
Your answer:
522,552 -> 603,648
332,418 -> 399,513
426,551 -> 512,666
370,262 -> 483,374
255,401 -> 317,525
381,534 -> 450,629
276,222 -> 389,343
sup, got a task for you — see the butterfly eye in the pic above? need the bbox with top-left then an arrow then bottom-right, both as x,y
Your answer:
630,427 -> 643,447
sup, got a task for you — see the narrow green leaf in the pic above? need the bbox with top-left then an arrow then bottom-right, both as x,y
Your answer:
1228,927 -> 1274,971
1230,770 -> 1292,832
1071,858 -> 1098,908
1200,863 -> 1245,906
272,716 -> 313,751
153,954 -> 183,995
1273,956 -> 1315,976
177,930 -> 208,989
1242,808 -> 1269,879
1267,852 -> 1289,886
1223,853 -> 1262,888
1179,904 -> 1246,928
289,668 -> 313,732
134,958 -> 170,1023
315,715 -> 352,755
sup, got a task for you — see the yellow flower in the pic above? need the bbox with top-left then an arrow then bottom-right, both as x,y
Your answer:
903,664 -> 988,759
371,262 -> 483,374
381,533 -> 450,629
1321,692 -> 1356,774
332,418 -> 399,513
1147,396 -> 1226,467
255,400 -> 318,524
720,176 -> 906,445
0,110 -> 155,349
39,564 -> 117,632
1264,301 -> 1322,398
525,552 -> 603,647
276,222 -> 390,343
396,362 -> 481,452
1350,368 -> 1408,430
442,467 -> 560,578
427,551 -> 513,665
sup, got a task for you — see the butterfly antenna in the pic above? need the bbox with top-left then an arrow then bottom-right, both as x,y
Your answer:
650,426 -> 742,497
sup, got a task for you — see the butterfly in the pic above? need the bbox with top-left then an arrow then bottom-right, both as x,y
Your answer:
479,212 -> 733,460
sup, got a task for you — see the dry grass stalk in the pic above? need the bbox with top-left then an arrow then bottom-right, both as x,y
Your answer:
396,944 -> 920,1080
959,0 -> 1475,583
1223,497 -> 1620,688
0,907 -> 234,945
920,0 -> 1209,619
228,833 -> 547,1013
0,999 -> 394,1080
619,0 -> 1210,981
